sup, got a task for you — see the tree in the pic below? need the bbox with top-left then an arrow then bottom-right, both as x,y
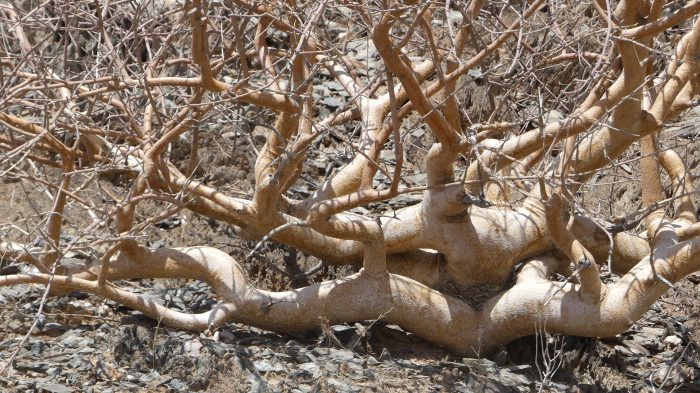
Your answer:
0,0 -> 699,356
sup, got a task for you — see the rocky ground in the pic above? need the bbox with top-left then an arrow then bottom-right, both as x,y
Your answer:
0,275 -> 699,392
